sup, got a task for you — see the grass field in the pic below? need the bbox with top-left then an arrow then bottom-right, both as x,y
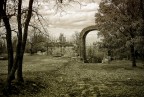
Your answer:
0,55 -> 144,97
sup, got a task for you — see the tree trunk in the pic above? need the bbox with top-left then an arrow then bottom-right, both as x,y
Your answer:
47,44 -> 48,55
3,13 -> 14,76
16,0 -> 23,83
129,27 -> 137,67
17,54 -> 24,82
4,59 -> 20,92
140,0 -> 144,20
140,0 -> 144,41
30,43 -> 33,55
0,0 -> 14,79
17,0 -> 34,82
130,44 -> 136,67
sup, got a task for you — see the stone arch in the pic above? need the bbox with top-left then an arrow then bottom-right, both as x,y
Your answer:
79,25 -> 97,63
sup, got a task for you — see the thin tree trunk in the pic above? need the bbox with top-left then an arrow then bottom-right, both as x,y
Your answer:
140,0 -> 144,39
0,1 -> 15,94
129,27 -> 137,67
0,0 -> 14,79
17,0 -> 34,82
3,12 -> 14,76
16,0 -> 23,82
30,43 -> 33,55
140,0 -> 144,20
130,44 -> 136,67
47,44 -> 48,55
17,54 -> 24,82
140,0 -> 144,59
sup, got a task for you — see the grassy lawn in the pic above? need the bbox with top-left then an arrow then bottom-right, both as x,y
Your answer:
0,55 -> 144,97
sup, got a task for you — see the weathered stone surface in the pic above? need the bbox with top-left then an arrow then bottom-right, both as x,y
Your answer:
79,25 -> 97,63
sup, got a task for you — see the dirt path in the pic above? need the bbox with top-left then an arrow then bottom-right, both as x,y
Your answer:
48,60 -> 144,97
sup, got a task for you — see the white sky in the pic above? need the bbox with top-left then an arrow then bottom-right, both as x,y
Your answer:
37,0 -> 101,44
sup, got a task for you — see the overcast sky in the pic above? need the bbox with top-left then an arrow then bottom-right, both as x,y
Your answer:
38,0 -> 101,45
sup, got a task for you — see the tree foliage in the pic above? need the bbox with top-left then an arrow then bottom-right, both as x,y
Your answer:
71,31 -> 80,56
96,0 -> 144,66
27,30 -> 48,54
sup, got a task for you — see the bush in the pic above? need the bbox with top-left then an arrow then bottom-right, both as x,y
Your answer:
87,52 -> 104,63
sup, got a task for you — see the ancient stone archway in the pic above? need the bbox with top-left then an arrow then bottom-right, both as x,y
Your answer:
79,25 -> 97,63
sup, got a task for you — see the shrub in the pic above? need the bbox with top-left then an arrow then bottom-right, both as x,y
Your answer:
87,52 -> 104,63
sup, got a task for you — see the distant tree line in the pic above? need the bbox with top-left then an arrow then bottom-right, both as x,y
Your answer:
25,32 -> 73,56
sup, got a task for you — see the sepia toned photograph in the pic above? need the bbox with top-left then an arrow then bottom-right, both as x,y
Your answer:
0,0 -> 144,97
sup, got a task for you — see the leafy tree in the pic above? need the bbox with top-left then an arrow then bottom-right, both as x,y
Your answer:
95,0 -> 144,67
59,33 -> 66,56
44,35 -> 52,56
71,31 -> 80,56
27,30 -> 48,55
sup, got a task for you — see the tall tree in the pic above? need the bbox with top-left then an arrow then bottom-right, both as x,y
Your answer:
0,0 -> 34,93
72,31 -> 80,56
16,0 -> 23,82
28,30 -> 48,55
0,0 -> 14,77
17,0 -> 34,82
59,33 -> 66,56
96,0 -> 144,67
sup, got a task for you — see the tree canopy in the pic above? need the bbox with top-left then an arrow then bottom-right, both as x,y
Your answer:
95,0 -> 144,66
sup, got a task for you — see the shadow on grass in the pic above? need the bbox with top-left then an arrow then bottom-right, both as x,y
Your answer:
79,60 -> 144,71
0,79 -> 47,97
